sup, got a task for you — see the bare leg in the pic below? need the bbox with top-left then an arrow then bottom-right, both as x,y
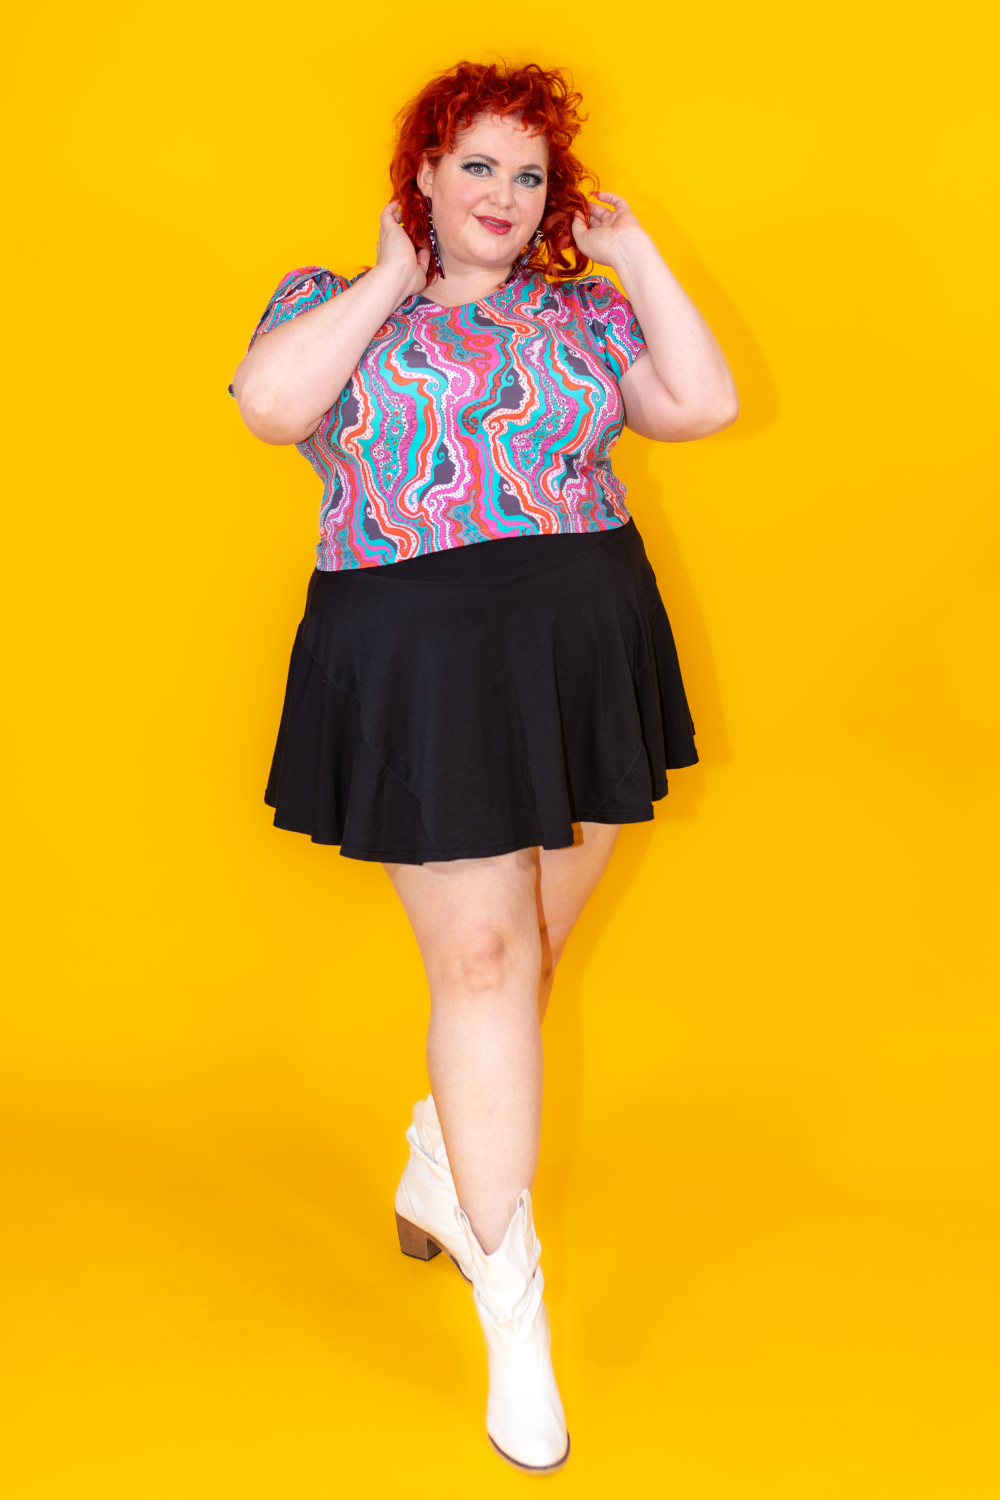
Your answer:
386,849 -> 542,1252
384,824 -> 621,1252
536,824 -> 621,1021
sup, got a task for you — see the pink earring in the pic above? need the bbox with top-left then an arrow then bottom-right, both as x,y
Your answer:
513,228 -> 545,277
424,196 -> 445,279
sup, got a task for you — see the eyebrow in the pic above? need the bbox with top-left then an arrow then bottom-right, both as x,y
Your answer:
461,152 -> 547,171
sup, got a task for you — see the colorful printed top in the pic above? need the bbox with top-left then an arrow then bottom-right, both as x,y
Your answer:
246,266 -> 647,571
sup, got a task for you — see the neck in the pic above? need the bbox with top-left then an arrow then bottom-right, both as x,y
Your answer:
420,259 -> 519,309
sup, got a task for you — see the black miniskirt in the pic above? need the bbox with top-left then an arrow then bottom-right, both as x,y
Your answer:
265,519 -> 697,864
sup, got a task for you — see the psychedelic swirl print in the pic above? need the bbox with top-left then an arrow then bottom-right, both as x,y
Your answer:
248,266 -> 647,571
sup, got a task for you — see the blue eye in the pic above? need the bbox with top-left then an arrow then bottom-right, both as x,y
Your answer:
461,161 -> 544,188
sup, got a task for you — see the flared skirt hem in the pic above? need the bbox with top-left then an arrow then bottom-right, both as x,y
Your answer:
264,520 -> 697,865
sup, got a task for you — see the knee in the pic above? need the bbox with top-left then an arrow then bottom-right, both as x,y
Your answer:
435,928 -> 519,1001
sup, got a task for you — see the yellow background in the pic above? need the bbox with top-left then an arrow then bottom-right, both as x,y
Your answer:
3,2 -> 998,1495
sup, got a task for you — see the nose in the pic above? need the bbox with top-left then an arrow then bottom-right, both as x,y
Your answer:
486,172 -> 516,210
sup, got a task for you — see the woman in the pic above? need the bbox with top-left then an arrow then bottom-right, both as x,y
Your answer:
232,61 -> 737,1474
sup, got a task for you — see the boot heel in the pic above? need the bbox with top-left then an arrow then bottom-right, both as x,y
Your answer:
395,1211 -> 442,1261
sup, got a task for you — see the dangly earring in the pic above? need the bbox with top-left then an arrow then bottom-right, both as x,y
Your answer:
511,227 -> 545,280
424,195 -> 445,280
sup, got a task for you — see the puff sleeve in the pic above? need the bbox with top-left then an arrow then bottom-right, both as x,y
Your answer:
574,277 -> 647,381
248,267 -> 360,349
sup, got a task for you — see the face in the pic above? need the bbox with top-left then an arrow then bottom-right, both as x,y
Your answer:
416,113 -> 548,274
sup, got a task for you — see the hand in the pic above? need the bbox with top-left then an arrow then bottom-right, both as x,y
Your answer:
375,200 -> 430,300
571,192 -> 650,270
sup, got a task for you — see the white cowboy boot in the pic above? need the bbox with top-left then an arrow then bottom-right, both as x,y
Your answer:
394,1096 -> 472,1280
457,1190 -> 570,1474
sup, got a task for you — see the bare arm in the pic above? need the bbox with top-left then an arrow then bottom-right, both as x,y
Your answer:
232,203 -> 431,446
572,194 -> 739,442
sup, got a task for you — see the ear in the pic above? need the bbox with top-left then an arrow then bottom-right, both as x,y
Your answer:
415,154 -> 436,198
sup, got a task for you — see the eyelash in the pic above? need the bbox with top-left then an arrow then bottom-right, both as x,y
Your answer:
462,160 -> 544,189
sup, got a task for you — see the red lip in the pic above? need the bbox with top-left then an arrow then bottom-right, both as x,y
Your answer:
476,216 -> 513,236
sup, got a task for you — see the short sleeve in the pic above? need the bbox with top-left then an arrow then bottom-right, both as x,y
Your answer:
574,277 -> 646,381
247,266 -> 360,350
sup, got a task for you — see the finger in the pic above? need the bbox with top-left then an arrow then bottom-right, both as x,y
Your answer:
595,191 -> 630,210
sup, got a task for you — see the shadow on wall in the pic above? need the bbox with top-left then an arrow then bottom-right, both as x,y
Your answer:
615,424 -> 728,817
537,194 -> 785,1259
535,819 -> 657,1265
645,207 -> 782,444
615,195 -> 778,796
611,186 -> 782,442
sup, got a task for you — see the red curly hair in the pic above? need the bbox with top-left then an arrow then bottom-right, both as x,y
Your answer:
390,60 -> 597,284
